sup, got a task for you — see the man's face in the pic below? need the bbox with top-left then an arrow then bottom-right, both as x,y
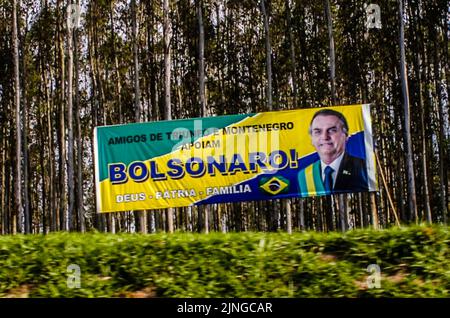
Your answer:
310,114 -> 348,162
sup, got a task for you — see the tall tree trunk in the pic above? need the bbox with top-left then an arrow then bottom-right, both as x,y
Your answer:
131,0 -> 147,233
370,190 -> 378,229
73,3 -> 84,232
260,0 -> 273,110
23,77 -> 30,233
145,2 -> 158,121
298,199 -> 305,231
110,1 -> 124,231
431,24 -> 448,224
283,0 -> 296,234
146,3 -> 157,232
398,0 -> 418,223
43,66 -> 56,232
198,0 -> 206,117
441,3 -> 450,223
197,0 -> 209,233
37,84 -> 47,233
12,0 -> 22,234
132,0 -> 141,122
434,61 -> 448,224
410,5 -> 432,222
285,0 -> 297,107
298,6 -> 315,106
110,1 -> 123,124
164,0 -> 174,233
67,3 -> 75,232
21,19 -> 31,234
7,132 -> 14,234
88,6 -> 99,232
1,126 -> 6,234
260,0 -> 280,232
57,0 -> 66,231
324,0 -> 336,104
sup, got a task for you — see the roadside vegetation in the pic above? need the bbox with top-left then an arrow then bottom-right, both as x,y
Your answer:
0,225 -> 448,297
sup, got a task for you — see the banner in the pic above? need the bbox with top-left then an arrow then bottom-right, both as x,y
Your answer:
94,104 -> 377,213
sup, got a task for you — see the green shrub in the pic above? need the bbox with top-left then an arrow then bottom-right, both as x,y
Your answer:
0,225 -> 448,297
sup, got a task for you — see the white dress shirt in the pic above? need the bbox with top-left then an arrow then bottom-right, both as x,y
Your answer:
320,152 -> 345,188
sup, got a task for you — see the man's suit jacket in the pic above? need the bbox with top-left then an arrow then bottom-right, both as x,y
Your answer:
297,152 -> 368,197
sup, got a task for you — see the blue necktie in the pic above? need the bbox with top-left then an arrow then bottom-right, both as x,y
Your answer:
324,166 -> 334,194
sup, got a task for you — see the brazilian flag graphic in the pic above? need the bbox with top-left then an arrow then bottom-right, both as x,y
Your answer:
259,176 -> 290,195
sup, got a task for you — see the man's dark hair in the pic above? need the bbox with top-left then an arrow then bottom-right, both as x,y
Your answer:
309,109 -> 349,135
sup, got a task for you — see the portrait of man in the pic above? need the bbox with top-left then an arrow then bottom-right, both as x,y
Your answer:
298,109 -> 368,196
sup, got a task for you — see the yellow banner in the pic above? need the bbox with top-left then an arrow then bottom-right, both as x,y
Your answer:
94,104 -> 377,212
